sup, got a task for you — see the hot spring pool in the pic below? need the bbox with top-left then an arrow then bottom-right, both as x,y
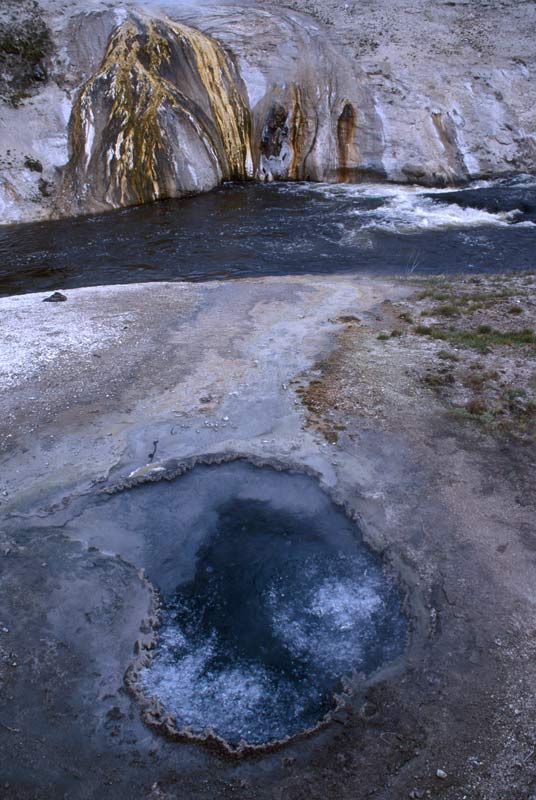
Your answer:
65,460 -> 408,747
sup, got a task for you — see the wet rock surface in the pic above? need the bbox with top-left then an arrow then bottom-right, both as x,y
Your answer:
0,275 -> 534,798
0,0 -> 535,222
65,12 -> 253,215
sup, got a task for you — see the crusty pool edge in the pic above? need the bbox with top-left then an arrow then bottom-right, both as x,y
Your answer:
100,450 -> 429,759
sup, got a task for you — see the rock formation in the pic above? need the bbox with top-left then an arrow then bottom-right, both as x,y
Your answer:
66,14 -> 253,213
0,0 -> 535,223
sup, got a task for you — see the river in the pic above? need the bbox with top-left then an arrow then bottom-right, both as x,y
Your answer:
0,175 -> 534,296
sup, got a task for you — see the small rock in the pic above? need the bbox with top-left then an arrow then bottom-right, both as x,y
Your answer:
360,700 -> 378,718
106,706 -> 124,721
43,291 -> 67,303
32,63 -> 47,81
436,768 -> 448,780
38,178 -> 52,197
24,157 -> 43,173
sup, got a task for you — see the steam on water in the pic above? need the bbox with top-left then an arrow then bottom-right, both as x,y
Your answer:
125,463 -> 408,745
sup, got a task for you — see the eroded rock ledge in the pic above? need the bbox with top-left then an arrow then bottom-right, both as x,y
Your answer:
0,0 -> 535,223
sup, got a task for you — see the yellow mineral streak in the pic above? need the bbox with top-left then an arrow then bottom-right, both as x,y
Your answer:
288,83 -> 305,180
71,15 -> 252,206
107,21 -> 169,203
170,21 -> 253,178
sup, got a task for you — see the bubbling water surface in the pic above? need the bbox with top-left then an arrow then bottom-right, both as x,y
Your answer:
118,463 -> 409,745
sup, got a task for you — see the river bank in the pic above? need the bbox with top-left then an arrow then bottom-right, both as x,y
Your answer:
1,272 -> 535,799
1,0 -> 535,223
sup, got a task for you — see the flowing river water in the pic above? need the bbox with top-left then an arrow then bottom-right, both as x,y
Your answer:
0,176 -> 535,296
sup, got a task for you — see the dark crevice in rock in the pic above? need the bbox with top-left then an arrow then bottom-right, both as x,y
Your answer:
0,1 -> 52,106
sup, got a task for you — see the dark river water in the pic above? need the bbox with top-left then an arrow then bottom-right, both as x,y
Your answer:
0,176 -> 535,296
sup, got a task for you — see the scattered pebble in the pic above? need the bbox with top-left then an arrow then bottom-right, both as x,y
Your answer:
42,291 -> 67,303
436,768 -> 448,779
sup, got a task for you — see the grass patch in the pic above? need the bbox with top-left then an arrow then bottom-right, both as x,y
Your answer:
424,371 -> 455,388
466,397 -> 488,415
504,388 -> 527,401
435,304 -> 459,317
462,370 -> 498,391
437,350 -> 459,361
414,324 -> 535,353
452,403 -> 497,426
414,324 -> 434,336
463,373 -> 486,391
416,290 -> 452,302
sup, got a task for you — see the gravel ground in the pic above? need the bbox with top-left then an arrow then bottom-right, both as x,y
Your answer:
0,274 -> 534,799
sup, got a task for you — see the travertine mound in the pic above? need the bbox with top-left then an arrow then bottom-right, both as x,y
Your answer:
66,14 -> 253,213
0,0 -> 535,222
